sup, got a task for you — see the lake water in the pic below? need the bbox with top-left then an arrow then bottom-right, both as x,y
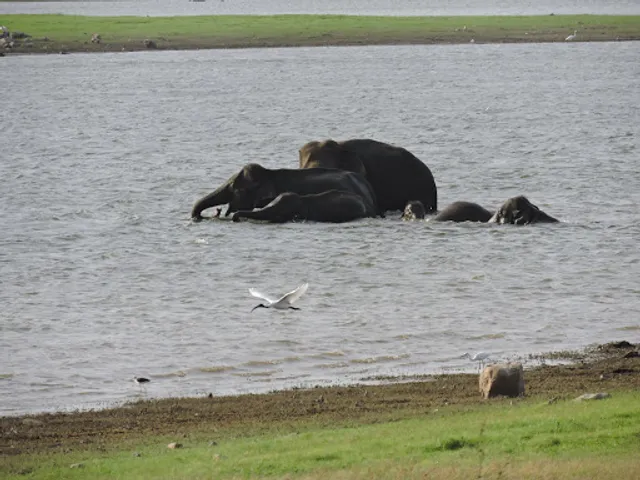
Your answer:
1,0 -> 640,16
1,42 -> 639,415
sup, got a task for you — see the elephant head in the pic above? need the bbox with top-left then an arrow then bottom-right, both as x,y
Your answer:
489,196 -> 559,225
191,164 -> 277,221
401,200 -> 426,221
299,140 -> 367,176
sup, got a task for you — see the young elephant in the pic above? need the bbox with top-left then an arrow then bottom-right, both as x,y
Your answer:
231,190 -> 375,224
432,201 -> 493,222
430,197 -> 558,224
401,200 -> 426,221
489,196 -> 559,225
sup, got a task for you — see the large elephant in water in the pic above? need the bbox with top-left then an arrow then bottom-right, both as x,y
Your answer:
299,139 -> 437,214
232,190 -> 375,223
191,163 -> 378,221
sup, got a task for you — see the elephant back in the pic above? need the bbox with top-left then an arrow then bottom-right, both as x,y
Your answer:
299,140 -> 367,175
433,201 -> 493,222
340,139 -> 437,213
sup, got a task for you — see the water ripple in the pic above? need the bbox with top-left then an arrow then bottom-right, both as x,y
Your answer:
1,43 -> 639,415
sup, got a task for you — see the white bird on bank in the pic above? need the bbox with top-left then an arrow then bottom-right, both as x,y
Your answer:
565,30 -> 577,41
249,283 -> 308,312
461,351 -> 492,370
133,377 -> 150,389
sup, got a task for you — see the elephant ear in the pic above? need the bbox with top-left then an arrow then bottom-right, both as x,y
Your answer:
299,141 -> 322,168
318,141 -> 367,175
337,147 -> 367,175
314,140 -> 343,168
246,164 -> 277,204
236,163 -> 265,190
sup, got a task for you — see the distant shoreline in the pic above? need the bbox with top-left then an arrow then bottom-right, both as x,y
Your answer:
1,14 -> 639,55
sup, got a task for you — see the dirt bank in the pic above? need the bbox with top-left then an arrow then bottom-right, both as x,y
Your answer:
1,342 -> 638,456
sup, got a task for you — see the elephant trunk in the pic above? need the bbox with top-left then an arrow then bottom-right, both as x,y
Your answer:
191,183 -> 233,221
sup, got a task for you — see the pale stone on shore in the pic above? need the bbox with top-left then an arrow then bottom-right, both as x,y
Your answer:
479,363 -> 525,399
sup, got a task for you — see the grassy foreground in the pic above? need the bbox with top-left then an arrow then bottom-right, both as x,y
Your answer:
1,342 -> 639,479
2,392 -> 640,479
1,14 -> 640,54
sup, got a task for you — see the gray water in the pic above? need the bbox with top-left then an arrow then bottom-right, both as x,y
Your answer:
1,42 -> 639,416
1,0 -> 640,16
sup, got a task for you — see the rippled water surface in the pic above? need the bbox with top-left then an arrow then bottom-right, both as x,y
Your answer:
1,42 -> 639,415
1,0 -> 639,16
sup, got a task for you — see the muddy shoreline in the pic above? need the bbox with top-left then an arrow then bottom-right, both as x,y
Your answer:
2,342 -> 638,456
3,37 -> 638,57
2,31 -> 639,56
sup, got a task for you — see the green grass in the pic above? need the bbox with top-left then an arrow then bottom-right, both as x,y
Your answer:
4,13 -> 639,39
1,14 -> 640,53
3,391 -> 639,479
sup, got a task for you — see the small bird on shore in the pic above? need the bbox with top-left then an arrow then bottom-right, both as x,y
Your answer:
249,283 -> 308,312
565,30 -> 577,41
133,376 -> 150,385
461,352 -> 491,370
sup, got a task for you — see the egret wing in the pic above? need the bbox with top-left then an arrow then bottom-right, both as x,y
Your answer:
280,283 -> 308,305
249,288 -> 276,304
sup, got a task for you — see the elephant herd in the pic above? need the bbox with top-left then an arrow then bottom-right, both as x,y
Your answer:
191,138 -> 558,225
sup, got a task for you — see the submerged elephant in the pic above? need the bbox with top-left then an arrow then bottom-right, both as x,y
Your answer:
191,163 -> 378,221
401,200 -> 427,221
428,196 -> 558,224
299,139 -> 437,214
432,201 -> 493,222
488,195 -> 559,225
232,190 -> 375,223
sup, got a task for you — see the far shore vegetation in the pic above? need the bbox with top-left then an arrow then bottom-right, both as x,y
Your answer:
1,14 -> 639,54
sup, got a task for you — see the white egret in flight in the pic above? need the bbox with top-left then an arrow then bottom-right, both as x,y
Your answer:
249,283 -> 309,312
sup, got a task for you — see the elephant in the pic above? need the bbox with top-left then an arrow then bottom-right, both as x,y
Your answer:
299,139 -> 437,214
191,163 -> 378,221
401,200 -> 426,221
488,196 -> 559,225
231,190 -> 375,223
432,201 -> 493,222
428,196 -> 558,224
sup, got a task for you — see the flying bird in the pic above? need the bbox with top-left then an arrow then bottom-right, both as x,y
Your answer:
249,283 -> 308,312
565,30 -> 577,41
